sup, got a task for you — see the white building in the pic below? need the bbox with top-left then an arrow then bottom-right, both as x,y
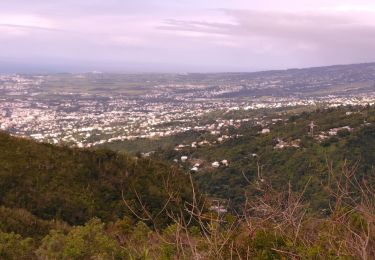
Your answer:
212,161 -> 220,168
221,160 -> 229,166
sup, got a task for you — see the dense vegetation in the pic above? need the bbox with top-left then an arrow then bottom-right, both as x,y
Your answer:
1,106 -> 375,259
0,131 -> 193,226
1,161 -> 374,259
148,106 -> 375,213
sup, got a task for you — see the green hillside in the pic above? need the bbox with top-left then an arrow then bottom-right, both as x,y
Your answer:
1,108 -> 375,259
0,132 -> 192,227
145,106 -> 375,211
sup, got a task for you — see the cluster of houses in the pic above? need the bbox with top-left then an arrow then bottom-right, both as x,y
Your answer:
327,126 -> 353,136
208,199 -> 228,214
174,134 -> 242,151
274,138 -> 301,149
209,204 -> 228,214
316,125 -> 353,141
176,155 -> 229,172
190,159 -> 229,172
211,160 -> 229,168
175,140 -> 212,151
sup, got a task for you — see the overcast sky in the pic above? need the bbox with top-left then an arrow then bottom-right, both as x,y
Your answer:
1,0 -> 375,73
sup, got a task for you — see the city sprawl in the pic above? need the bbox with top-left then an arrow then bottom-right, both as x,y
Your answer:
1,63 -> 375,147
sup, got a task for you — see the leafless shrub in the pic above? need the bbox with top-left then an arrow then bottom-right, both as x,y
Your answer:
119,160 -> 375,259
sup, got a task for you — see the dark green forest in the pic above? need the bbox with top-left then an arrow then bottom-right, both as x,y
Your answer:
0,131 -> 194,226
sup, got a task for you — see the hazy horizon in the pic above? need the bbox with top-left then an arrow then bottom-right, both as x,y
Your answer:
1,0 -> 375,73
2,60 -> 375,75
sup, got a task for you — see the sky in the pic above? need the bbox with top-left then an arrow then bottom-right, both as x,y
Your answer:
1,0 -> 375,73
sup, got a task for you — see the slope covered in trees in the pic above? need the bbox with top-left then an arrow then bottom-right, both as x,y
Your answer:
0,132 -> 192,227
1,107 -> 375,259
146,105 -> 375,212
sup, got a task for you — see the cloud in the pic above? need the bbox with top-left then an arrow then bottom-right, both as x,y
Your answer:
1,1 -> 375,72
0,14 -> 64,39
0,14 -> 55,29
0,24 -> 65,33
158,9 -> 375,65
224,9 -> 375,42
159,9 -> 375,42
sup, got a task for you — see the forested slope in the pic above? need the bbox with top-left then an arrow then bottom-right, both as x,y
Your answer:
0,132 -> 192,226
1,108 -> 375,259
150,106 -> 375,211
